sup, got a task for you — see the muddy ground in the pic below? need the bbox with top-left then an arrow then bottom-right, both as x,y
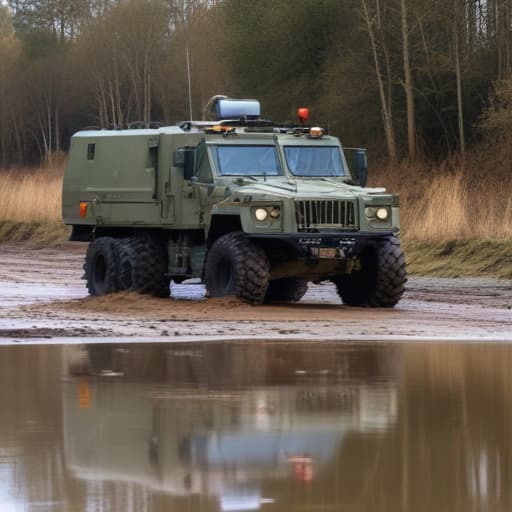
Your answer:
0,243 -> 511,342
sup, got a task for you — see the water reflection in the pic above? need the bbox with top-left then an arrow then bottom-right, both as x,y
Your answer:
1,341 -> 512,511
63,343 -> 398,511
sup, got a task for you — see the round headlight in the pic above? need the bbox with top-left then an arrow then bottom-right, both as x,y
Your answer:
376,207 -> 389,220
365,207 -> 376,218
270,207 -> 281,219
254,208 -> 269,221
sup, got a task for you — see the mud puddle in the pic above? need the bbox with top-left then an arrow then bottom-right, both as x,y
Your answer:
1,340 -> 511,511
0,245 -> 511,342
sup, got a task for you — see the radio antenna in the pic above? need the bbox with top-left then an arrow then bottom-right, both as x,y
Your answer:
186,41 -> 193,120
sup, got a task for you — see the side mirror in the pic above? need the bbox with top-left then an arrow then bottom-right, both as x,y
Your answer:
353,149 -> 368,187
173,147 -> 196,180
183,150 -> 196,180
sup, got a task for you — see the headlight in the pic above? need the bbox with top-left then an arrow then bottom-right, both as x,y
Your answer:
269,207 -> 280,219
254,208 -> 269,221
365,207 -> 376,218
376,207 -> 389,220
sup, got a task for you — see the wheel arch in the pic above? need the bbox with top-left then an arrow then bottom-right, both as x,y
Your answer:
206,214 -> 243,248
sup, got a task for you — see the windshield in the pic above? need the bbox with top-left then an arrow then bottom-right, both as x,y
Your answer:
212,145 -> 282,176
284,146 -> 345,177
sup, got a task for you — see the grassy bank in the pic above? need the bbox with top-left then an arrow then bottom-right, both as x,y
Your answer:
0,166 -> 63,222
375,156 -> 512,240
373,144 -> 512,278
0,159 -> 511,278
405,239 -> 512,279
0,163 -> 70,246
0,221 -> 69,246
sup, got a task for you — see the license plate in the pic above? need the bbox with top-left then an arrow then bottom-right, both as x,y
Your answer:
318,248 -> 338,258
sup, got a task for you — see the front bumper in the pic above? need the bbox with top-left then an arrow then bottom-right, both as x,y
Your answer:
247,231 -> 395,258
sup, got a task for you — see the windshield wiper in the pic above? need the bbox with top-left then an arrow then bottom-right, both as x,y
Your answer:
234,176 -> 258,185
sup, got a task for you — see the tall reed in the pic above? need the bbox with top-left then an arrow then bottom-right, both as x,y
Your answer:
0,166 -> 63,222
376,155 -> 512,240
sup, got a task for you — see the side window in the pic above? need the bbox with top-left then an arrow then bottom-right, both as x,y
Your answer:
87,143 -> 95,161
148,145 -> 158,169
147,140 -> 159,199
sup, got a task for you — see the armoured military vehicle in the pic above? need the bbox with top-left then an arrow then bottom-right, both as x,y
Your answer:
62,96 -> 406,305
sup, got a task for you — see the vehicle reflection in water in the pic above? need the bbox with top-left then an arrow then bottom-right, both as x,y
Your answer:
2,341 -> 512,511
63,342 -> 398,511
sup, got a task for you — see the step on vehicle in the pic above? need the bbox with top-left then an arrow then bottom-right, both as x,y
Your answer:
62,96 -> 407,306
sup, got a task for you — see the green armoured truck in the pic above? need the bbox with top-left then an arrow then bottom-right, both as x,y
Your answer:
62,96 -> 406,305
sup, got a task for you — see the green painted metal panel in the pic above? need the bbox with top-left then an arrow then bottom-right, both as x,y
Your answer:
63,125 -> 400,236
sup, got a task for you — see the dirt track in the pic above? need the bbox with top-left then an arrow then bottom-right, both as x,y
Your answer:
0,243 -> 511,342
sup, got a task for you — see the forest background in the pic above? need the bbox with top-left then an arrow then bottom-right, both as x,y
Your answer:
0,0 -> 511,276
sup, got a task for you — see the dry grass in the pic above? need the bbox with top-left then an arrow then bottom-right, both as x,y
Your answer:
3,146 -> 511,240
0,220 -> 69,246
6,157 -> 509,235
404,239 -> 512,278
374,150 -> 512,241
0,160 -> 69,245
0,165 -> 63,222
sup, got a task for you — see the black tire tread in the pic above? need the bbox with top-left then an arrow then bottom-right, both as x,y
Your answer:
117,237 -> 170,297
83,237 -> 122,296
334,236 -> 407,307
205,232 -> 269,304
264,278 -> 308,303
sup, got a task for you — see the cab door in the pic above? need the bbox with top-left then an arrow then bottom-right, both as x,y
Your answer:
192,141 -> 214,224
176,140 -> 213,228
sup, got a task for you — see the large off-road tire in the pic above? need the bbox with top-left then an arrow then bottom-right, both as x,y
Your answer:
117,237 -> 170,297
264,278 -> 308,303
83,237 -> 122,296
333,236 -> 407,307
205,232 -> 269,304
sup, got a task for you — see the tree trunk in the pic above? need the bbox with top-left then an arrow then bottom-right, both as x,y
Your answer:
143,27 -> 153,125
13,106 -> 24,164
454,13 -> 465,155
54,104 -> 60,154
39,118 -> 49,162
401,0 -> 416,160
113,58 -> 123,126
361,0 -> 397,161
46,98 -> 53,164
417,13 -> 452,153
0,124 -> 6,167
107,77 -> 117,127
496,0 -> 502,78
97,75 -> 110,128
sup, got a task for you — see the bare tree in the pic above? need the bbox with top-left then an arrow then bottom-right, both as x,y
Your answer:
361,0 -> 397,161
0,6 -> 23,165
453,0 -> 465,155
401,0 -> 416,159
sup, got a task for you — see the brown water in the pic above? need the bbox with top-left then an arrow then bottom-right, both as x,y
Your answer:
0,340 -> 510,512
